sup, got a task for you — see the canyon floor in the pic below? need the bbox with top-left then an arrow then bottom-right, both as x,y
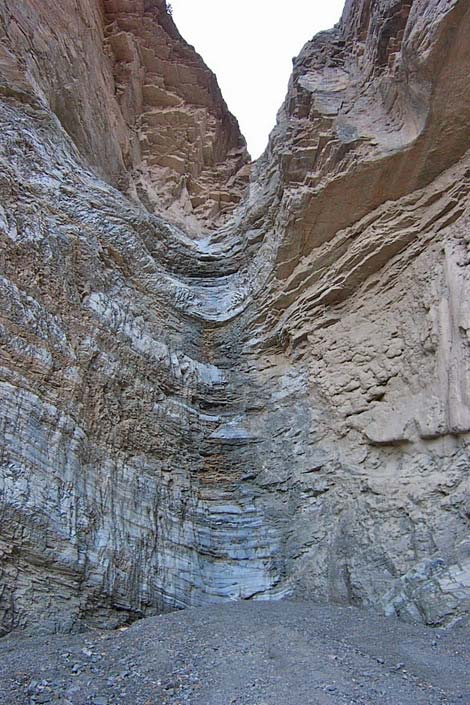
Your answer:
1,602 -> 468,705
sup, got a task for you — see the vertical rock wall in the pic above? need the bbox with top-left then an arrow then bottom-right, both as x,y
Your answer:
0,0 -> 469,634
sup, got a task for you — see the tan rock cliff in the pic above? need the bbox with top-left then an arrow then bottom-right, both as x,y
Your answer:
0,0 -> 469,635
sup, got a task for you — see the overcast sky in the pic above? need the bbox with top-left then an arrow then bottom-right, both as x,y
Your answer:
169,0 -> 345,158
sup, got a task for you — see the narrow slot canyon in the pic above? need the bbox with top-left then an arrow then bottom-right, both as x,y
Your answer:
0,1 -> 469,703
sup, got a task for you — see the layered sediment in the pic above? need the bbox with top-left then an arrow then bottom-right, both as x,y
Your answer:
0,0 -> 469,635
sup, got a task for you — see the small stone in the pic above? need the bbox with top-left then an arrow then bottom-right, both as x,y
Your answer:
92,698 -> 108,705
33,694 -> 52,704
390,662 -> 405,672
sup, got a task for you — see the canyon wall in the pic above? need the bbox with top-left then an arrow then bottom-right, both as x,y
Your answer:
0,0 -> 469,635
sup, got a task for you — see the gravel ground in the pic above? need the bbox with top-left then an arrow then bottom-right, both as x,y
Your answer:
0,601 -> 469,705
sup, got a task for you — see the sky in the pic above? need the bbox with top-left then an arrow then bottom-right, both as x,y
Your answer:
169,0 -> 345,158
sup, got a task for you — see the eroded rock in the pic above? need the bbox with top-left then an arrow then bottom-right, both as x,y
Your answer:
0,0 -> 469,634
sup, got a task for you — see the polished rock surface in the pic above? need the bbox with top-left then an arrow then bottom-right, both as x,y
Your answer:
0,0 -> 470,635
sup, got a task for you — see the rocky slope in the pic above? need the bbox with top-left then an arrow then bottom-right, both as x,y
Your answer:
1,602 -> 469,705
0,0 -> 469,636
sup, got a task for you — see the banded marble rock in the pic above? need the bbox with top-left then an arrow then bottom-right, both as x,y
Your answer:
0,0 -> 469,635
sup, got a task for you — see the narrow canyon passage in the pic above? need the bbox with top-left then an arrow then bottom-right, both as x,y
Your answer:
0,0 -> 470,644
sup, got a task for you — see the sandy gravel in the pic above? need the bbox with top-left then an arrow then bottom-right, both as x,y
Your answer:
1,602 -> 469,705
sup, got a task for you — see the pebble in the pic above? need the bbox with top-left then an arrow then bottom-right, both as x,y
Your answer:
27,681 -> 39,694
390,662 -> 405,672
32,694 -> 52,704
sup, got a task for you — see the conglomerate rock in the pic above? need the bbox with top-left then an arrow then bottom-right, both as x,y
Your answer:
0,0 -> 469,635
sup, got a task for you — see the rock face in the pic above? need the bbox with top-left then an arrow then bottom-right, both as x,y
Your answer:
103,0 -> 250,233
0,0 -> 469,635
